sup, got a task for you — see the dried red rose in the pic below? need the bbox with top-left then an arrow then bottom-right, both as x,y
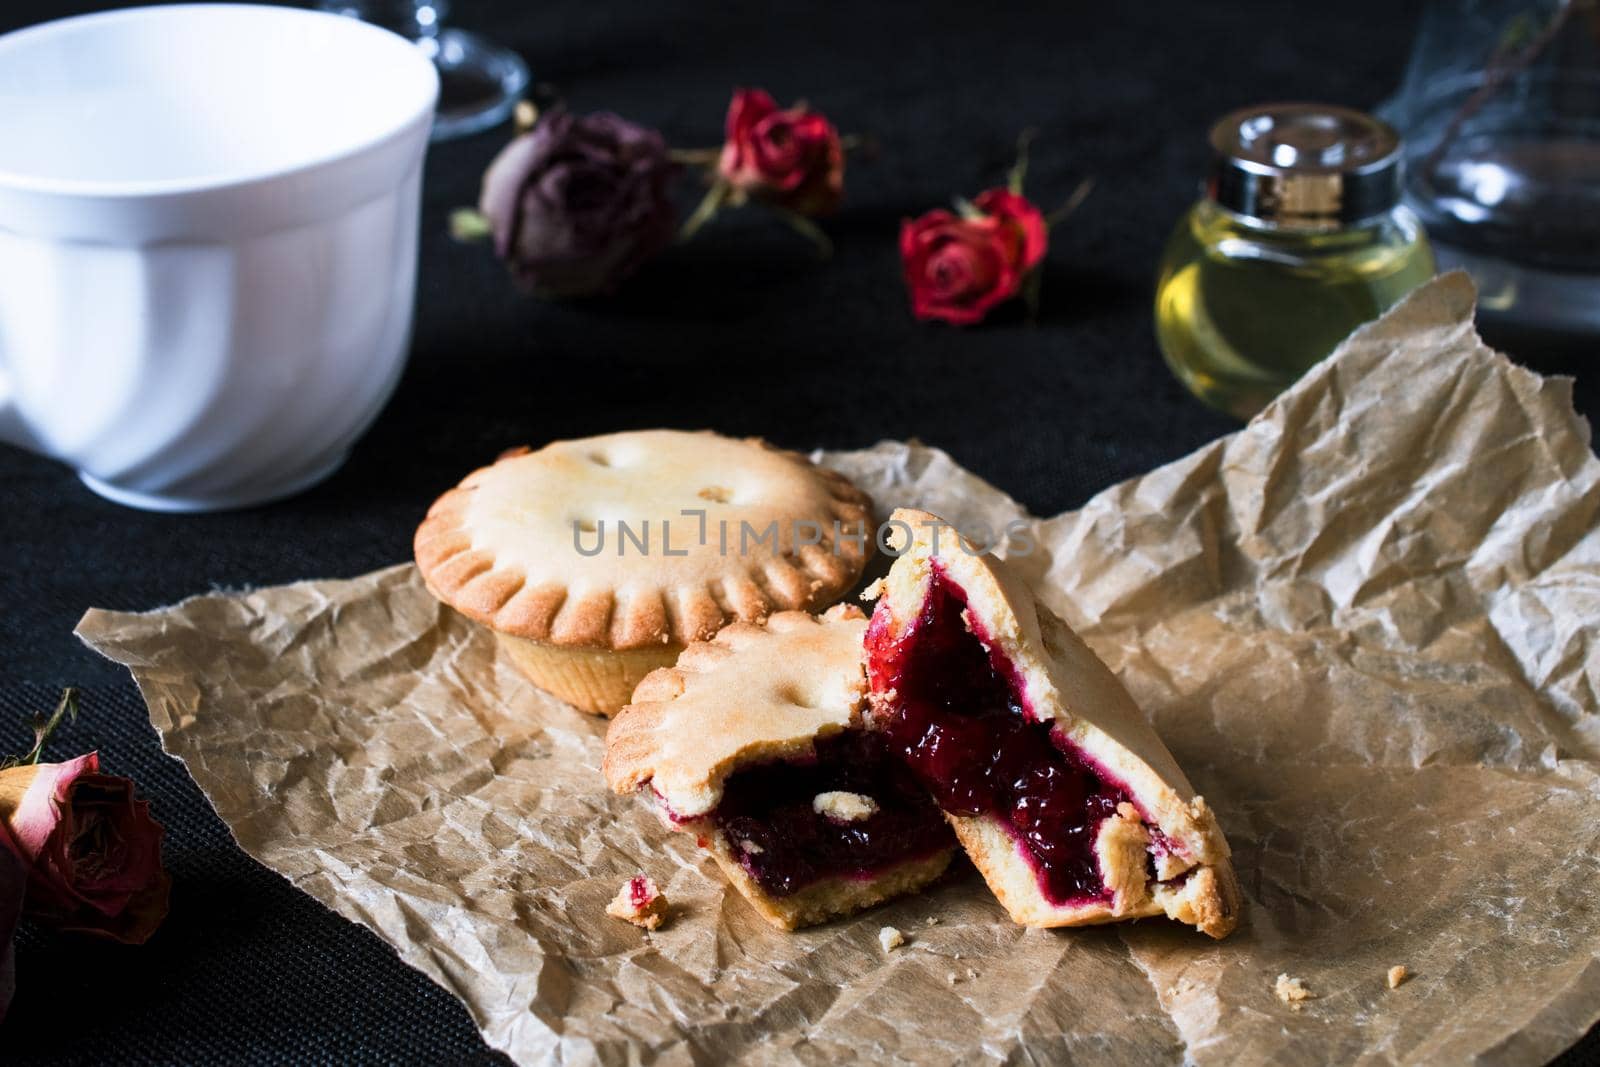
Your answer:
717,88 -> 844,216
900,187 -> 1049,326
0,752 -> 169,944
478,109 -> 677,297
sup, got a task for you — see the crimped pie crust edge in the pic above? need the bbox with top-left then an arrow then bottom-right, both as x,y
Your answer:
414,431 -> 873,651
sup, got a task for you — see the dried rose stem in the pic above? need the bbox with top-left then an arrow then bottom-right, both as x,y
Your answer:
1418,0 -> 1577,185
678,180 -> 730,240
1046,178 -> 1095,227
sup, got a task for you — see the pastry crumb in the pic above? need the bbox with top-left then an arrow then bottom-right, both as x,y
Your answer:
947,971 -> 959,985
814,791 -> 878,822
878,926 -> 905,952
737,838 -> 764,855
966,967 -> 978,981
859,578 -> 886,602
924,916 -> 939,926
1387,965 -> 1408,989
606,875 -> 668,931
1097,803 -> 1152,915
1274,974 -> 1315,1004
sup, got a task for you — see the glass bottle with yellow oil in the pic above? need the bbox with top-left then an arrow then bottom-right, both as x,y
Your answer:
1155,103 -> 1435,419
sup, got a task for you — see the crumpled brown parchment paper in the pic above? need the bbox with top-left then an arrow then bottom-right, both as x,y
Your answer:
77,273 -> 1600,1065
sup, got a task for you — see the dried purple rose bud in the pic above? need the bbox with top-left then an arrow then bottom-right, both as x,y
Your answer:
478,110 -> 676,297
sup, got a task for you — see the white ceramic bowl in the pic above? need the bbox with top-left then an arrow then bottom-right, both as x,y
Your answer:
0,4 -> 438,511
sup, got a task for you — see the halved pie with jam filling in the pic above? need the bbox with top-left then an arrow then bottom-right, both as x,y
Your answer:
863,509 -> 1240,938
603,605 -> 957,930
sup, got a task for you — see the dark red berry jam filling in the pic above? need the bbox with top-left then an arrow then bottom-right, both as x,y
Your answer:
865,565 -> 1135,906
708,731 -> 954,898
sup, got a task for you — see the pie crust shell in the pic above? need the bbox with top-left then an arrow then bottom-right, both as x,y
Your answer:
690,821 -> 952,932
604,605 -> 956,930
415,430 -> 873,715
868,508 -> 1241,939
494,634 -> 681,716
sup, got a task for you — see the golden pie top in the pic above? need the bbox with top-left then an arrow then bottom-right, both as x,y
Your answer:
414,430 -> 872,649
603,605 -> 868,818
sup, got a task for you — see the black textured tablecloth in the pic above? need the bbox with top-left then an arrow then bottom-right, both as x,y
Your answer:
2,1 -> 1596,1062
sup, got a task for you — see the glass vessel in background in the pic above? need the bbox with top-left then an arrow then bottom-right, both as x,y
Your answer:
1384,0 -> 1600,340
1155,104 -> 1437,419
321,0 -> 529,141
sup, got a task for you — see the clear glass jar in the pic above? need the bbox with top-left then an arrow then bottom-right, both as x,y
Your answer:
1154,104 -> 1437,419
1384,0 -> 1600,340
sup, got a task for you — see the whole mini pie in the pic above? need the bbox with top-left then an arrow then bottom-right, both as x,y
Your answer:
414,430 -> 873,715
603,606 -> 958,930
863,508 -> 1240,938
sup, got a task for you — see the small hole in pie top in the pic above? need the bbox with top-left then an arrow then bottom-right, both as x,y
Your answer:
698,486 -> 732,504
575,518 -> 599,533
775,684 -> 814,708
588,452 -> 612,467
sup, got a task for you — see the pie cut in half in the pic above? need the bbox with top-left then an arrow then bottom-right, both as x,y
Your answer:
604,605 -> 957,930
414,429 -> 873,715
863,509 -> 1240,938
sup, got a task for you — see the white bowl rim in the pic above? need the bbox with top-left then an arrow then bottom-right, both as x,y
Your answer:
0,3 -> 440,200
